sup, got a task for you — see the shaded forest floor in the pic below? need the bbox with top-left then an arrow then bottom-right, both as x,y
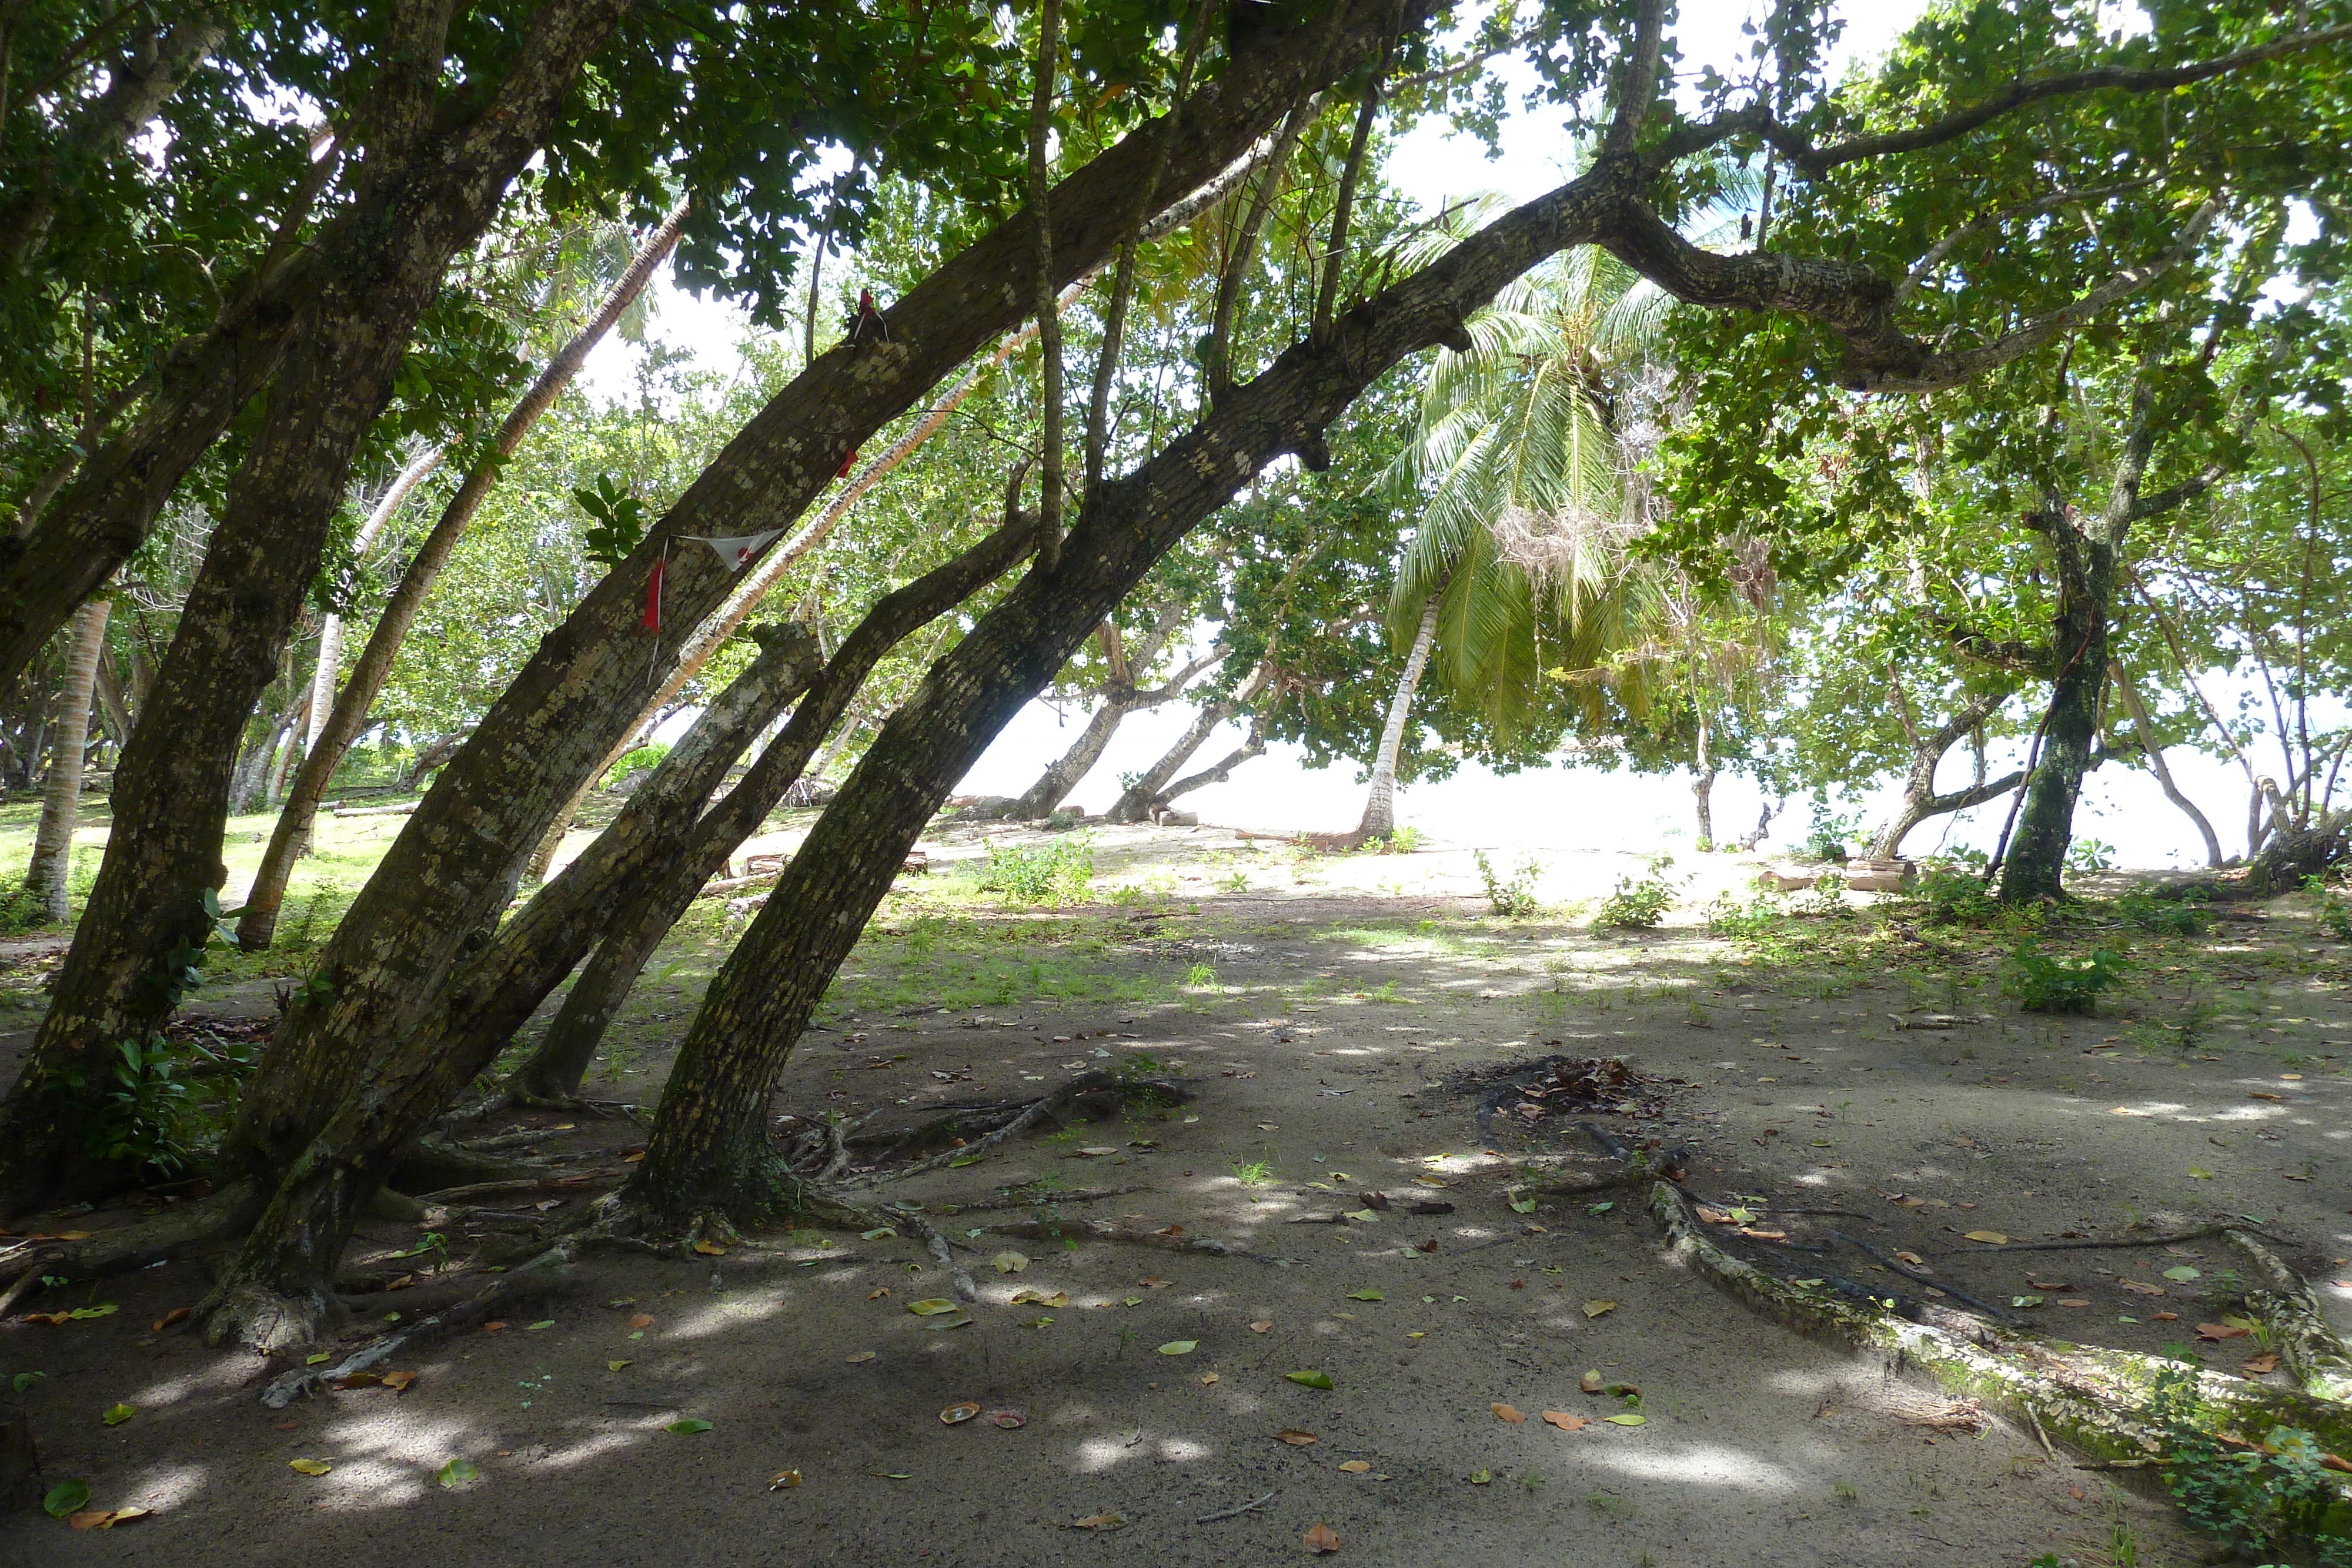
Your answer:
3,807 -> 2348,1566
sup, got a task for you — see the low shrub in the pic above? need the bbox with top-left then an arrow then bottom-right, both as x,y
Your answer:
2007,940 -> 2126,1014
1593,856 -> 1676,931
983,834 -> 1095,906
1475,850 -> 1543,917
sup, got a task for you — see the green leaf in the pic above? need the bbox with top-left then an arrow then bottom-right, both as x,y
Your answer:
2186,1167 -> 2214,1180
101,1403 -> 134,1426
666,1419 -> 714,1435
1508,1198 -> 1537,1214
2161,1266 -> 2200,1282
12,1372 -> 42,1393
1604,1413 -> 1647,1426
65,1304 -> 117,1320
437,1458 -> 479,1488
907,1298 -> 960,1315
526,1320 -> 556,1331
1345,1288 -> 1384,1302
860,1226 -> 897,1239
305,1350 -> 333,1365
44,1479 -> 91,1517
1156,1340 -> 1198,1355
1284,1370 -> 1334,1389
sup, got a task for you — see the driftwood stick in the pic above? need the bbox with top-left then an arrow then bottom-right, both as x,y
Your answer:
1196,1489 -> 1278,1524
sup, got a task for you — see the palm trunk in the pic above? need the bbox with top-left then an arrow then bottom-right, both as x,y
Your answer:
238,206 -> 686,950
2109,660 -> 2223,868
1690,704 -> 1717,849
25,599 -> 111,922
1357,594 -> 1440,840
197,5 -> 1407,1225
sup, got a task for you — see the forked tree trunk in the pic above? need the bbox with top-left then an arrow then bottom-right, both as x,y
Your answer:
1012,695 -> 1137,818
1160,708 -> 1272,808
205,11 -> 1403,1203
24,599 -> 111,923
1865,688 -> 2023,860
239,205 -> 687,950
0,0 -> 632,1215
626,172 -> 1583,1223
203,528 -> 1042,1342
1357,594 -> 1440,840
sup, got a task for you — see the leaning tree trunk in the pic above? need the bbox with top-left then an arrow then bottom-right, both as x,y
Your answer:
1159,709 -> 1272,807
239,203 -> 687,950
626,166 -> 1585,1223
24,599 -> 112,923
0,0 -> 631,1216
301,447 -> 446,759
1689,704 -> 1717,849
1108,661 -> 1271,822
210,8 -> 1404,1194
1011,693 -> 1137,818
201,524 -> 1041,1345
1865,689 -> 2020,860
1357,594 -> 1441,841
2109,660 -> 2224,868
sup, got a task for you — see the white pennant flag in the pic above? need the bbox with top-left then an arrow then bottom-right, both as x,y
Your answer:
684,529 -> 784,570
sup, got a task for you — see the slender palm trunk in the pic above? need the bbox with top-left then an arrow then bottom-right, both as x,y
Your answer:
239,206 -> 686,950
1358,594 -> 1440,840
25,599 -> 111,922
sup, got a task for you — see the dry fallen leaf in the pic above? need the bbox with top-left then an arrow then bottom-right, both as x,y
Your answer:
382,1370 -> 417,1392
2242,1353 -> 2281,1375
2057,1299 -> 2091,1309
693,1239 -> 727,1256
628,1313 -> 656,1329
1068,1511 -> 1126,1531
288,1459 -> 333,1476
1249,1320 -> 1272,1333
1963,1231 -> 2008,1245
2196,1322 -> 2251,1341
1582,1299 -> 1617,1319
1695,1205 -> 1730,1223
1896,1252 -> 1928,1268
992,1252 -> 1030,1274
1739,1228 -> 1788,1242
1304,1522 -> 1341,1554
844,1350 -> 876,1364
1338,1459 -> 1372,1473
767,1469 -> 803,1490
2119,1279 -> 2167,1296
1582,1368 -> 1605,1393
990,1409 -> 1028,1429
941,1402 -> 981,1424
1491,1402 -> 1526,1423
1275,1429 -> 1319,1446
66,1507 -> 148,1530
152,1307 -> 191,1333
1543,1410 -> 1591,1432
1200,1374 -> 1219,1386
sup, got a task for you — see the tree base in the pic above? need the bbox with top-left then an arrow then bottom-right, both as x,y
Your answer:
202,1276 -> 345,1356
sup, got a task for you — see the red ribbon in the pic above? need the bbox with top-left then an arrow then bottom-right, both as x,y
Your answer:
836,447 -> 860,479
642,553 -> 664,631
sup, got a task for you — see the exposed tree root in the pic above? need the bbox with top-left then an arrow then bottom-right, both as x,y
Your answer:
413,1168 -> 632,1205
2228,1228 -> 2352,1405
814,1071 -> 1190,1185
259,1224 -> 599,1407
0,1182 -> 259,1303
1648,1181 -> 2352,1477
978,1216 -> 1300,1265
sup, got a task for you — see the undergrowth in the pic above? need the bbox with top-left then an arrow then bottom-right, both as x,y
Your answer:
2149,1368 -> 2352,1565
981,834 -> 1096,907
1593,855 -> 1676,931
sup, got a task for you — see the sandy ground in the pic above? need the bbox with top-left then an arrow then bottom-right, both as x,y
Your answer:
5,821 -> 2348,1566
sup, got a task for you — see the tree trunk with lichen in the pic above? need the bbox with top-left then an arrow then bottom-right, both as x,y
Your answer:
25,597 -> 111,922
211,6 -> 1418,1201
626,169 -> 1614,1226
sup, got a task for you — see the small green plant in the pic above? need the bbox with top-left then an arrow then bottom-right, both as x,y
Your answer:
981,834 -> 1095,906
1376,825 -> 1423,854
2308,877 -> 2352,942
574,474 -> 647,567
1910,861 -> 2002,927
1800,871 -> 1852,917
1475,850 -> 1544,917
1182,962 -> 1218,989
2066,836 -> 2117,872
2114,888 -> 2212,936
2150,1367 -> 2352,1564
1593,855 -> 1676,931
1232,1157 -> 1273,1186
1704,891 -> 1780,939
2007,941 -> 2127,1014
1803,801 -> 1861,861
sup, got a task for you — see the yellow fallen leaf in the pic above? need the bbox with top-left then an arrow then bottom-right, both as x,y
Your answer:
907,1298 -> 960,1315
767,1470 -> 803,1490
1543,1410 -> 1591,1431
844,1350 -> 876,1363
1492,1401 -> 1526,1423
693,1239 -> 727,1256
1157,1340 -> 1197,1355
288,1458 -> 333,1476
67,1507 -> 148,1529
1275,1429 -> 1318,1446
1963,1231 -> 2007,1245
1338,1459 -> 1371,1473
382,1370 -> 417,1392
607,1360 -> 632,1372
1068,1511 -> 1126,1530
1200,1373 -> 1219,1385
941,1402 -> 981,1424
1582,1299 -> 1617,1319
993,1252 -> 1030,1273
1304,1522 -> 1341,1553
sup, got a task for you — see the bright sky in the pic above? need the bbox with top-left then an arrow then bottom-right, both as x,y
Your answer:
594,1 -> 2296,871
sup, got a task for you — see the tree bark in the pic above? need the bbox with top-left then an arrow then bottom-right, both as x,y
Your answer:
239,203 -> 687,949
304,446 -> 445,758
24,597 -> 110,922
1107,662 -> 1271,822
209,2 -> 1422,1198
627,158 -> 1619,1224
1013,694 -> 1135,818
2109,659 -> 2224,868
1690,704 -> 1717,849
202,524 -> 1040,1340
0,0 -> 632,1216
1999,390 -> 2156,902
1357,594 -> 1441,840
1160,709 -> 1274,807
1865,687 -> 2019,858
